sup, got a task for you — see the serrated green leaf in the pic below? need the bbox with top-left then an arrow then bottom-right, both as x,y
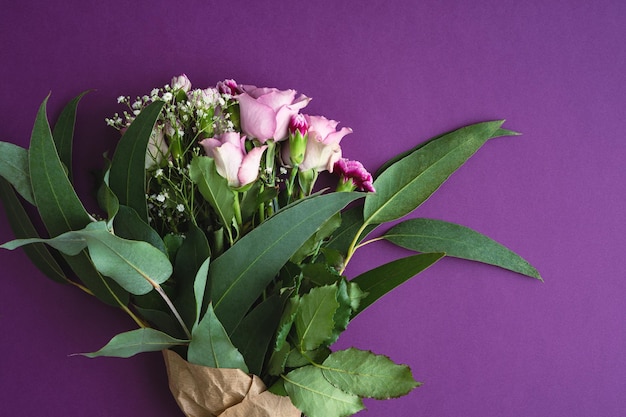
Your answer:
295,285 -> 340,351
0,178 -> 67,283
188,303 -> 248,372
364,121 -> 505,224
211,192 -> 363,334
230,295 -> 282,375
268,341 -> 291,376
283,366 -> 364,417
109,100 -> 165,223
384,218 -> 541,279
0,142 -> 35,205
286,346 -> 331,368
275,295 -> 300,352
328,280 -> 352,345
80,328 -> 187,358
52,90 -> 89,180
321,348 -> 420,399
352,253 -> 445,317
189,155 -> 234,240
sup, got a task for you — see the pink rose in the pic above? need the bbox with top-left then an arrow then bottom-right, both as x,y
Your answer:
237,85 -> 310,143
171,74 -> 192,93
298,115 -> 352,173
199,132 -> 267,188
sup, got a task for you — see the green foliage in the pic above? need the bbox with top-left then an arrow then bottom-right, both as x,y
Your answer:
81,328 -> 187,358
0,142 -> 35,205
188,303 -> 248,372
384,218 -> 542,279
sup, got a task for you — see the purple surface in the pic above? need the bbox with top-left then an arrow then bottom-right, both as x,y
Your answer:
1,1 -> 624,416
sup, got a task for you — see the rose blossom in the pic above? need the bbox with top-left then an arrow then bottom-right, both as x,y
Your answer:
171,74 -> 192,92
334,158 -> 375,193
217,79 -> 242,96
298,115 -> 352,173
236,85 -> 310,143
199,132 -> 267,188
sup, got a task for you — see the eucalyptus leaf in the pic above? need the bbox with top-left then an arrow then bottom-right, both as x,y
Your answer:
189,156 -> 235,239
52,90 -> 89,180
210,192 -> 363,334
230,295 -> 282,375
187,303 -> 248,372
352,253 -> 445,316
325,205 -> 376,258
0,178 -> 67,283
363,120 -> 505,224
283,366 -> 364,417
96,178 -> 119,222
321,348 -> 420,399
0,142 -> 35,205
27,96 -> 128,305
80,328 -> 187,358
109,100 -> 165,223
384,218 -> 541,279
113,205 -> 166,254
295,284 -> 340,351
375,125 -> 520,177
1,221 -> 173,295
192,257 -> 211,330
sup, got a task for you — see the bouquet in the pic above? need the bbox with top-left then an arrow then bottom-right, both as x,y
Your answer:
0,75 -> 540,417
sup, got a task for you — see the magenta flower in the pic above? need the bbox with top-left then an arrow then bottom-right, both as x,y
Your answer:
334,158 -> 375,193
298,115 -> 352,173
199,132 -> 267,188
237,85 -> 310,143
217,79 -> 242,96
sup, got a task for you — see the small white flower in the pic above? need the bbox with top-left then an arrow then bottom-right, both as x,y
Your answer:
117,95 -> 126,103
155,168 -> 163,177
162,92 -> 173,102
151,88 -> 160,97
176,204 -> 185,212
156,194 -> 166,203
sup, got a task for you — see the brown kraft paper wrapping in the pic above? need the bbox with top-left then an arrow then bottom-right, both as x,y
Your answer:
163,350 -> 301,417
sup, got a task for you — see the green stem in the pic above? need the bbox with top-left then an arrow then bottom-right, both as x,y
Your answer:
154,284 -> 192,339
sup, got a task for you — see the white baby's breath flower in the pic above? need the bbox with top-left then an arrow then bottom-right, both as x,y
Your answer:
156,194 -> 166,203
162,92 -> 173,102
155,168 -> 163,178
176,204 -> 185,213
117,95 -> 126,104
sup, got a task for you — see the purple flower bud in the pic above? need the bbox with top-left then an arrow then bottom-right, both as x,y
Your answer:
333,158 -> 375,193
217,79 -> 242,95
289,113 -> 308,135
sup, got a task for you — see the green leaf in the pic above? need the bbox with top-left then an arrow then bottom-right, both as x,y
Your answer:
52,90 -> 89,179
0,142 -> 35,205
352,253 -> 445,316
0,178 -> 67,283
211,192 -> 363,334
230,295 -> 282,375
112,205 -> 166,254
328,280 -> 352,345
27,96 -> 128,306
283,366 -> 364,417
286,346 -> 331,368
97,179 -> 119,222
1,221 -> 172,295
173,224 -> 211,328
192,257 -> 211,330
80,328 -> 187,358
28,95 -> 92,235
383,218 -> 541,279
325,205 -> 375,257
321,348 -> 420,399
363,120 -> 505,225
375,126 -> 520,177
108,100 -> 165,223
274,295 -> 300,352
290,212 -> 342,264
189,156 -> 234,238
188,303 -> 248,372
295,285 -> 340,351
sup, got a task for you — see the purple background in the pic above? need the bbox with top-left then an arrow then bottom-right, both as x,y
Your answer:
1,1 -> 624,416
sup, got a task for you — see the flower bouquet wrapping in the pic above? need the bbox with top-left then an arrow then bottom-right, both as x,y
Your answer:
0,75 -> 540,417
